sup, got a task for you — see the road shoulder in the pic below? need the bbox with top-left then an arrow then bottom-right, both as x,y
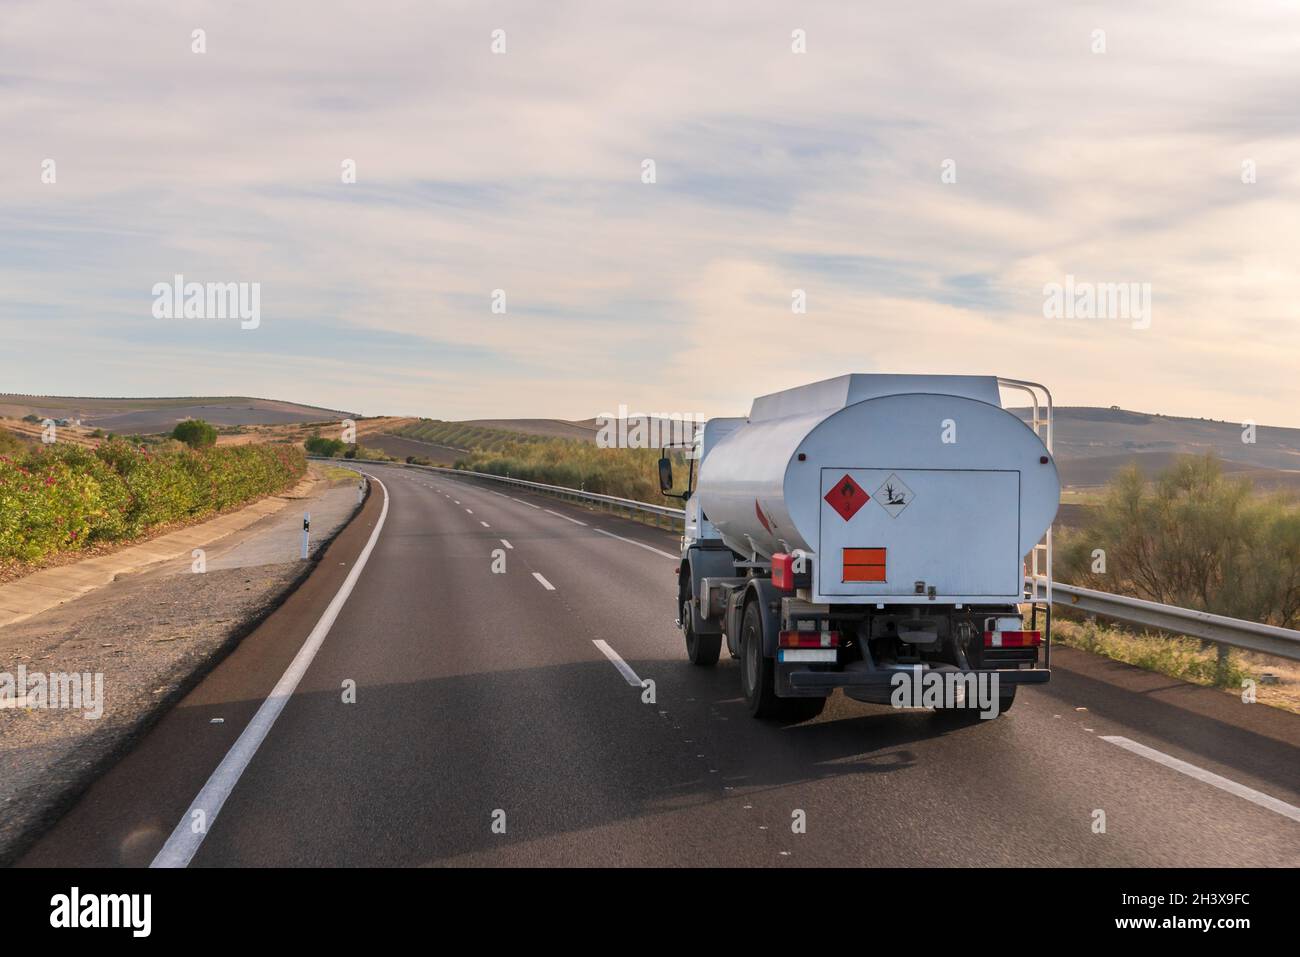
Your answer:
1,475 -> 378,866
0,470 -> 320,627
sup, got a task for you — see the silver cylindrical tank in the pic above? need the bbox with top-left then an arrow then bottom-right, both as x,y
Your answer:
697,389 -> 1059,602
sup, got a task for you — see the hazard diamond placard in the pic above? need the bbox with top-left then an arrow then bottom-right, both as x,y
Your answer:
873,473 -> 914,518
825,473 -> 869,521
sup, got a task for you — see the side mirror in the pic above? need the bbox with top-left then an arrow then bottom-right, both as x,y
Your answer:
657,456 -> 674,495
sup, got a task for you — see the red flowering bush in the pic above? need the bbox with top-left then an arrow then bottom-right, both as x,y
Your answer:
0,440 -> 305,566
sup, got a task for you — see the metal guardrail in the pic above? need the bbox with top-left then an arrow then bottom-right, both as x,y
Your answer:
413,463 -> 688,520
318,457 -> 1300,662
1028,578 -> 1300,663
312,457 -> 686,521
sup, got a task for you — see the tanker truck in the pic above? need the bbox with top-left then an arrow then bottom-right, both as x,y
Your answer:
659,374 -> 1059,721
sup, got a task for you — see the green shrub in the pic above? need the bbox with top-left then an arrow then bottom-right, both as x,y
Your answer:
171,419 -> 217,448
340,444 -> 391,461
454,437 -> 690,507
1059,454 -> 1300,628
305,436 -> 346,457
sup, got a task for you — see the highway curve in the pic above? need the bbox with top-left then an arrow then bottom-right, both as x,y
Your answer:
19,463 -> 1300,867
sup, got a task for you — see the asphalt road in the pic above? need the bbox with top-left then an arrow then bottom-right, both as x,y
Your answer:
18,463 -> 1300,866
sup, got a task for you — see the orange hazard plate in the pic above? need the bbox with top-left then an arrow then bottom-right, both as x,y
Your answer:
843,548 -> 886,565
842,547 -> 886,582
843,564 -> 887,582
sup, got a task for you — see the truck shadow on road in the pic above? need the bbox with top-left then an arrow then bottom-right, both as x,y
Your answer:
15,654 -> 1037,867
29,646 -> 1296,868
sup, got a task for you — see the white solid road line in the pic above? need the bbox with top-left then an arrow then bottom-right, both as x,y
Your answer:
544,508 -> 587,526
1101,735 -> 1300,824
511,497 -> 540,509
500,539 -> 513,549
152,473 -> 392,868
592,640 -> 643,687
592,527 -> 678,560
532,572 -> 556,591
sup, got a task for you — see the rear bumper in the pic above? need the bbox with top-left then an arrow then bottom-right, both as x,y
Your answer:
787,667 -> 1050,692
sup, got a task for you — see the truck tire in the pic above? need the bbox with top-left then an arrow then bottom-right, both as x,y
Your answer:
997,687 -> 1016,713
684,600 -> 721,666
740,602 -> 825,722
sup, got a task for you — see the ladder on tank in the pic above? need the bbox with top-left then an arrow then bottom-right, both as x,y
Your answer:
997,377 -> 1054,665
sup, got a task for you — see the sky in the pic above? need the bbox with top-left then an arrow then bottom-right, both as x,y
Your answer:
2,1 -> 1299,425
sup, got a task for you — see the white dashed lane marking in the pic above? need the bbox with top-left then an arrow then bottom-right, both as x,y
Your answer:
1101,735 -> 1300,824
592,640 -> 643,687
592,527 -> 678,560
545,509 -> 587,526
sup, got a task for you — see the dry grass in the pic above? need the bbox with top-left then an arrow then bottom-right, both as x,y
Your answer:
322,465 -> 363,483
1052,617 -> 1300,713
213,416 -> 416,447
0,418 -> 100,448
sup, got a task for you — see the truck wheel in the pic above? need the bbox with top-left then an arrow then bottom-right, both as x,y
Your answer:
996,687 -> 1016,713
740,602 -> 825,721
684,600 -> 721,666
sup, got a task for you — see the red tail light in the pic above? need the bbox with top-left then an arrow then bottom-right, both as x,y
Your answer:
779,630 -> 839,649
984,630 -> 1041,648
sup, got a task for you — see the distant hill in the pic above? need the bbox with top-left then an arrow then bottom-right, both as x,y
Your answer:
12,396 -> 1296,495
1013,407 -> 1300,490
355,433 -> 465,465
451,407 -> 1300,493
0,395 -> 355,434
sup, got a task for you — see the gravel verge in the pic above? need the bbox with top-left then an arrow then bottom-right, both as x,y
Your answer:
0,485 -> 363,864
